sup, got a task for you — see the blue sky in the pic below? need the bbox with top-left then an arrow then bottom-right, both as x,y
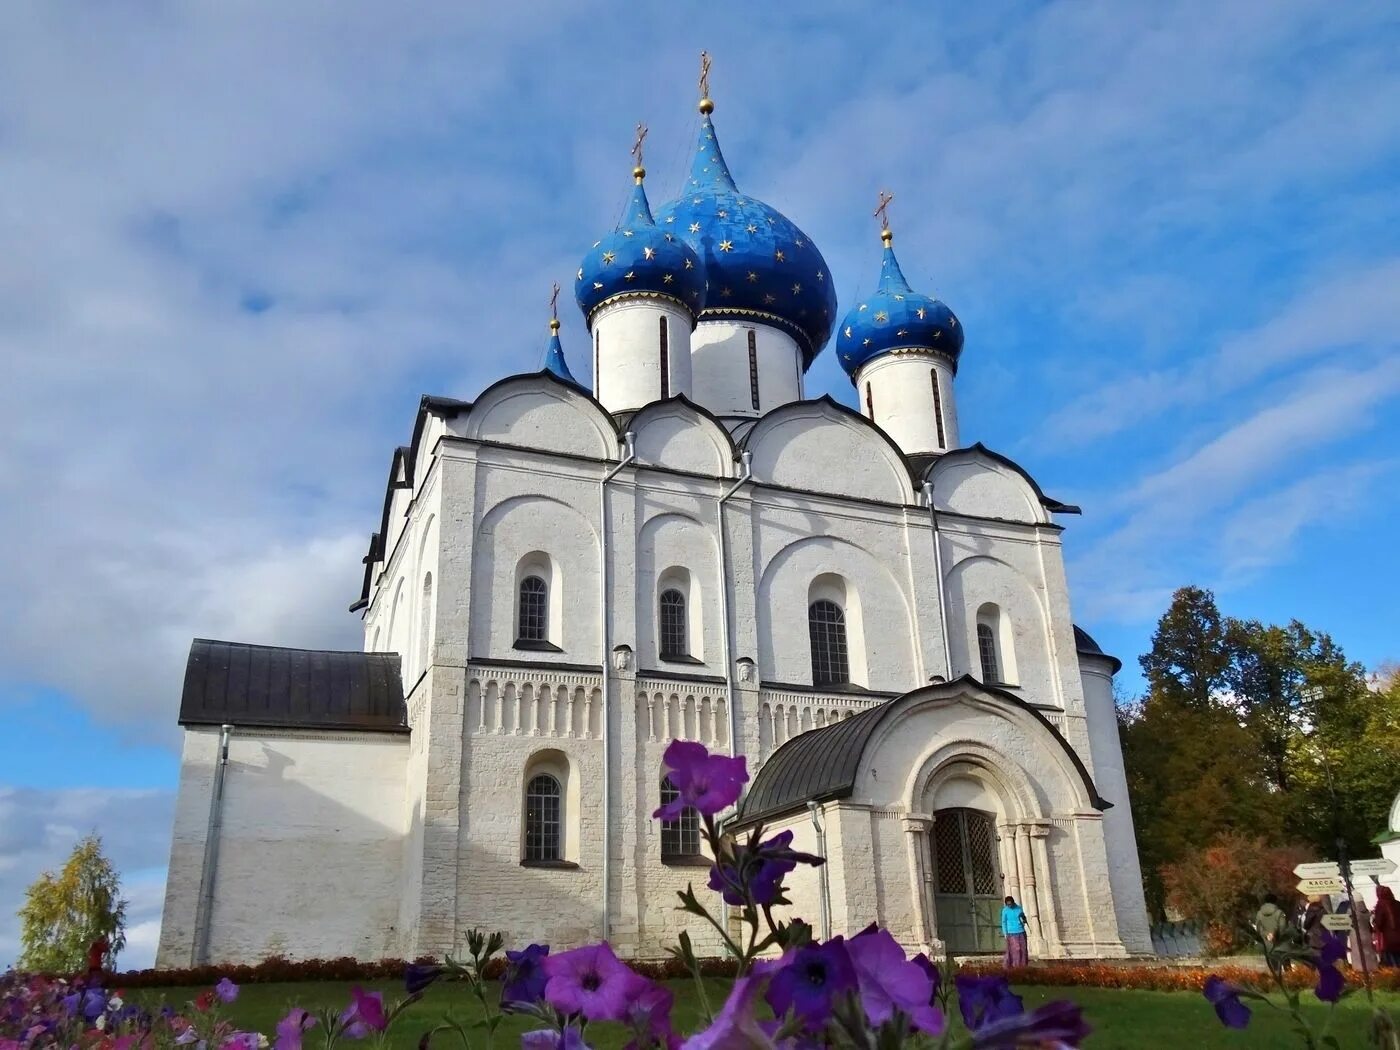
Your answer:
2,1 -> 1397,968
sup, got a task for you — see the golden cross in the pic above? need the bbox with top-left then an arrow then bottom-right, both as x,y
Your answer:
549,282 -> 560,320
699,51 -> 712,99
630,122 -> 648,168
873,190 -> 895,232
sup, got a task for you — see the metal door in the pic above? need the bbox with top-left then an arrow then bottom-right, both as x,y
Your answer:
931,808 -> 1005,954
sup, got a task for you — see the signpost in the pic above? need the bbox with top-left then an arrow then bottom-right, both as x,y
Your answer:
1294,861 -> 1342,879
1349,858 -> 1398,878
1296,876 -> 1345,895
1321,914 -> 1354,932
1293,855 -> 1396,997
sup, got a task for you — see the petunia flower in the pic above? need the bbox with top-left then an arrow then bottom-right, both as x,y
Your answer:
275,1008 -> 318,1050
214,979 -> 239,1005
682,975 -> 776,1050
542,942 -> 648,1023
708,831 -> 824,907
654,741 -> 748,820
845,927 -> 943,1034
521,1029 -> 589,1050
967,998 -> 1090,1048
766,939 -> 857,1027
502,944 -> 551,1008
340,987 -> 388,1036
911,954 -> 941,1002
624,981 -> 677,1050
404,963 -> 442,995
1202,975 -> 1251,1029
1311,932 -> 1348,1004
955,974 -> 1024,1031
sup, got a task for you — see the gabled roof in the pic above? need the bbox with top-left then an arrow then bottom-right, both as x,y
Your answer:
179,638 -> 407,733
734,675 -> 1109,825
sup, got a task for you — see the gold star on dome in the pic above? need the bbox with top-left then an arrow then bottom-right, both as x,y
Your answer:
746,271 -> 759,282
874,310 -> 888,323
844,326 -> 853,338
858,303 -> 868,312
624,271 -> 636,281
593,240 -> 601,248
717,209 -> 728,218
719,239 -> 734,252
791,283 -> 802,294
689,223 -> 701,234
601,251 -> 616,264
863,338 -> 872,346
766,216 -> 776,225
622,230 -> 634,238
576,268 -> 583,279
663,273 -> 674,284
933,330 -> 942,339
794,238 -> 805,248
897,329 -> 908,337
746,224 -> 758,233
643,246 -> 656,260
593,282 -> 603,290
949,316 -> 958,327
720,287 -> 733,298
693,197 -> 703,205
774,249 -> 786,262
893,294 -> 904,301
816,271 -> 824,282
684,258 -> 694,269
665,216 -> 675,223
916,307 -> 926,320
763,293 -> 776,305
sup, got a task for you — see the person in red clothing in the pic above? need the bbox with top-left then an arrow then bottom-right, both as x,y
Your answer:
86,934 -> 110,979
1374,887 -> 1400,967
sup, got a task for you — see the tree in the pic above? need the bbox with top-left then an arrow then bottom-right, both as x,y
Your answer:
17,834 -> 128,973
1138,586 -> 1230,709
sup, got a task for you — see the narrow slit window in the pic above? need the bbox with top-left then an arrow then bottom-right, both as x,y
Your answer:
659,316 -> 670,399
748,330 -> 760,410
865,382 -> 875,418
660,775 -> 701,858
524,773 -> 562,861
594,329 -> 601,391
931,369 -> 946,448
809,599 -> 850,686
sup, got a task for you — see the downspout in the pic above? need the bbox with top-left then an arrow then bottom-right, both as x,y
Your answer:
717,451 -> 752,756
600,432 -> 636,942
921,482 -> 954,678
807,801 -> 831,940
192,723 -> 232,966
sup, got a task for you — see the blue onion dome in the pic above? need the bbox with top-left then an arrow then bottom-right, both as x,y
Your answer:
654,98 -> 837,367
575,164 -> 706,329
836,226 -> 963,380
541,315 -> 578,384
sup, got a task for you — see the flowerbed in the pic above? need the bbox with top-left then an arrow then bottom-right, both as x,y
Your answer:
958,961 -> 1400,994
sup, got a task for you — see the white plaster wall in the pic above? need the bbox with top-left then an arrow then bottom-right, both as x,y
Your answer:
1080,654 -> 1154,953
455,381 -> 616,460
856,353 -> 959,456
593,299 -> 694,412
930,457 -> 1047,525
746,404 -> 914,505
635,507 -> 721,673
156,729 -> 218,967
163,727 -> 408,966
630,403 -> 732,477
690,321 -> 803,418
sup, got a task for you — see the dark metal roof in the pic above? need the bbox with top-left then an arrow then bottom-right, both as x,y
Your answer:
734,675 -> 1109,825
1073,625 -> 1123,674
179,638 -> 408,733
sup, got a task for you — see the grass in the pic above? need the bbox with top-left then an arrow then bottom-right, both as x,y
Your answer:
132,977 -> 1400,1049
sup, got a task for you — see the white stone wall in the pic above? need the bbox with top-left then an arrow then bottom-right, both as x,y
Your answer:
690,320 -> 803,418
592,299 -> 696,412
856,353 -> 959,457
156,727 -> 408,966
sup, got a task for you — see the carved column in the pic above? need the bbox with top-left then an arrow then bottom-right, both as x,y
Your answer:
1028,821 -> 1064,957
997,822 -> 1022,905
903,816 -> 934,950
1013,822 -> 1047,956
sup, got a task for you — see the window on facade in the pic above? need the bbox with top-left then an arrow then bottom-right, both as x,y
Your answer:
809,599 -> 850,686
977,623 -> 1000,683
748,330 -> 761,410
659,588 -> 688,659
518,575 -> 548,642
524,773 -> 562,861
594,329 -> 601,391
931,369 -> 947,448
865,382 -> 875,418
659,775 -> 701,858
660,316 -> 670,399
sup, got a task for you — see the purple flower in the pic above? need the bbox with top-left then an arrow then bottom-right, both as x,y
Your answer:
220,1035 -> 259,1050
682,975 -> 774,1050
766,939 -> 857,1027
967,999 -> 1090,1048
845,927 -> 943,1034
502,944 -> 551,1008
80,987 -> 107,1021
708,831 -> 824,907
1312,934 -> 1347,1004
1202,976 -> 1251,1029
654,741 -> 748,820
405,963 -> 442,995
542,942 -> 647,1023
521,1029 -> 589,1050
912,954 -> 941,1002
214,979 -> 239,1005
625,982 -> 677,1050
954,974 -> 1023,1031
175,1027 -> 201,1045
340,987 -> 387,1036
275,1008 -> 318,1050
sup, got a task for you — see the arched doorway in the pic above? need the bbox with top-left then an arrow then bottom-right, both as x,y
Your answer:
932,807 -> 1004,954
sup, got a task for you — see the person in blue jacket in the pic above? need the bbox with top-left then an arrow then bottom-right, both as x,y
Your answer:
1002,895 -> 1029,967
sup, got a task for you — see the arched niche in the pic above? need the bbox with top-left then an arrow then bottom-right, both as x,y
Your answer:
454,375 -> 618,460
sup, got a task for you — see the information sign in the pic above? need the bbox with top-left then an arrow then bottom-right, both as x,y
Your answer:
1297,876 -> 1345,895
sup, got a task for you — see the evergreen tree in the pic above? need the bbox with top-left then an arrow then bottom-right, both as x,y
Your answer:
17,834 -> 128,973
1138,585 -> 1230,708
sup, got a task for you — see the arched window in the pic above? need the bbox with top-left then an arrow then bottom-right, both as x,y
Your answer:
976,623 -> 999,683
659,775 -> 701,859
417,572 -> 433,674
659,589 -> 688,660
809,599 -> 850,686
524,773 -> 562,862
517,575 -> 548,643
659,316 -> 670,399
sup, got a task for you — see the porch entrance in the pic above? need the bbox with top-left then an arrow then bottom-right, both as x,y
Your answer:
931,807 -> 1005,954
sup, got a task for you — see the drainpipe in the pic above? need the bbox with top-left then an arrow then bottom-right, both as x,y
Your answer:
808,801 -> 831,940
716,451 -> 752,757
599,432 -> 636,942
921,482 -> 954,679
192,723 -> 232,966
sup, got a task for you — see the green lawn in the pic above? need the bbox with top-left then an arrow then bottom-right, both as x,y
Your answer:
133,978 -> 1400,1049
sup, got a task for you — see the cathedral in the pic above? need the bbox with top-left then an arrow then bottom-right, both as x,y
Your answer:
156,71 -> 1154,968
